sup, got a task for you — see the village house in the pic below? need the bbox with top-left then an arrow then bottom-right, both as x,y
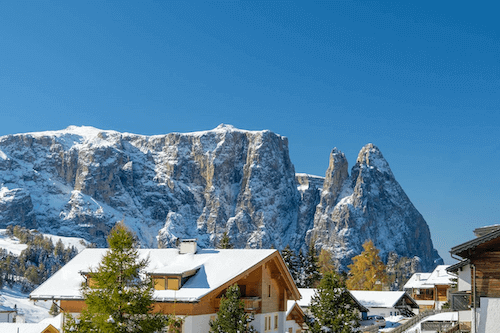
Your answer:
403,265 -> 454,311
447,224 -> 500,333
349,290 -> 419,318
0,303 -> 17,323
29,240 -> 302,333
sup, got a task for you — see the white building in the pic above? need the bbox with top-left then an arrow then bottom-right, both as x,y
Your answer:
404,265 -> 455,311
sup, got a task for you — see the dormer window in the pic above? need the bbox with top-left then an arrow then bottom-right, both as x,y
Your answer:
150,265 -> 201,291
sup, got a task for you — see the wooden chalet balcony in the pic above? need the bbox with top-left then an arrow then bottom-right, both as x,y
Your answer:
412,294 -> 434,301
214,297 -> 261,312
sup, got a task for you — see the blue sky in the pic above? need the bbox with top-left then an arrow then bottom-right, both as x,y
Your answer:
0,1 -> 498,264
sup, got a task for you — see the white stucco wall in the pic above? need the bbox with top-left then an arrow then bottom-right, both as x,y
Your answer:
285,318 -> 301,333
254,312 -> 286,333
366,307 -> 401,317
0,312 -> 15,323
458,265 -> 471,292
182,314 -> 213,333
477,297 -> 500,333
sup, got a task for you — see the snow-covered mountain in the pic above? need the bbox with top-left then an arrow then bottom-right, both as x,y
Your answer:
0,125 -> 442,271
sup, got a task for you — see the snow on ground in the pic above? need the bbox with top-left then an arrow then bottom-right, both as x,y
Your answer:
42,233 -> 89,252
380,315 -> 404,331
0,230 -> 27,255
0,229 -> 89,253
1,286 -> 52,323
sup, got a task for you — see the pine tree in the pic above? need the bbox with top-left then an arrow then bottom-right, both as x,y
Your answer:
217,232 -> 234,249
346,240 -> 388,291
209,284 -> 256,333
63,222 -> 174,333
303,245 -> 321,288
309,271 -> 360,333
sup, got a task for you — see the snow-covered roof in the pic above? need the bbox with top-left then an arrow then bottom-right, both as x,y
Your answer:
403,273 -> 432,289
294,288 -> 368,312
423,312 -> 458,322
30,248 -> 280,302
296,288 -> 316,307
404,265 -> 453,289
349,291 -> 415,309
0,322 -> 58,333
0,304 -> 16,312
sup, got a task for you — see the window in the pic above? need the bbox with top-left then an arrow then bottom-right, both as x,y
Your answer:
154,277 -> 166,290
274,314 -> 278,329
288,328 -> 293,333
268,284 -> 271,297
167,278 -> 179,290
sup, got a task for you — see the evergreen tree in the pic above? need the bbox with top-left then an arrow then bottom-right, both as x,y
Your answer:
303,245 -> 321,288
281,245 -> 299,284
64,222 -> 175,333
209,284 -> 256,333
309,271 -> 360,333
49,302 -> 60,316
346,240 -> 388,291
296,250 -> 306,287
318,249 -> 335,276
217,232 -> 234,249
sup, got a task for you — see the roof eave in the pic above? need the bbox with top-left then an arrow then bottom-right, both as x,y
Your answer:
450,228 -> 500,258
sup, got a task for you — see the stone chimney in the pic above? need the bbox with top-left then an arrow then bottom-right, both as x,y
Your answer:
179,239 -> 197,254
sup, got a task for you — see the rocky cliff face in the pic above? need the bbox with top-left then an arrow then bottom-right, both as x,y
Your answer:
308,144 -> 442,270
0,125 -> 442,270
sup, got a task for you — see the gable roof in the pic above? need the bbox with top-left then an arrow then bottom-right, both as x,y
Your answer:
286,301 -> 306,326
403,265 -> 453,289
30,248 -> 300,302
349,291 -> 419,309
294,288 -> 368,313
450,227 -> 500,259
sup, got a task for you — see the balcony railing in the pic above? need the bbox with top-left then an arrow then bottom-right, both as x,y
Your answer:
214,297 -> 261,312
449,291 -> 476,310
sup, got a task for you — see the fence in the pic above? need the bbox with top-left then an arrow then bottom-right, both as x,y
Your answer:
390,309 -> 452,333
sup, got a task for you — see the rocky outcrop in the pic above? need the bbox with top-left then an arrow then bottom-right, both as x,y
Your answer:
0,126 -> 442,271
308,144 -> 443,271
0,188 -> 37,229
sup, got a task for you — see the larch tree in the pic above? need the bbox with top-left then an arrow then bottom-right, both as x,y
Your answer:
63,222 -> 179,333
346,239 -> 388,291
309,271 -> 360,333
318,249 -> 336,276
209,283 -> 256,333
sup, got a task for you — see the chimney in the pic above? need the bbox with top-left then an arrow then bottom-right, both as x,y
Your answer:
179,239 -> 197,254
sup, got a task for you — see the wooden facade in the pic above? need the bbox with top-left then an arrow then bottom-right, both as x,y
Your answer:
469,249 -> 500,298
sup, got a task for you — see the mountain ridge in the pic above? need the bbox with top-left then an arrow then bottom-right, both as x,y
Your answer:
0,125 -> 443,271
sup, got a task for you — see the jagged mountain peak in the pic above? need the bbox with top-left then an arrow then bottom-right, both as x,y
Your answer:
354,143 -> 393,176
